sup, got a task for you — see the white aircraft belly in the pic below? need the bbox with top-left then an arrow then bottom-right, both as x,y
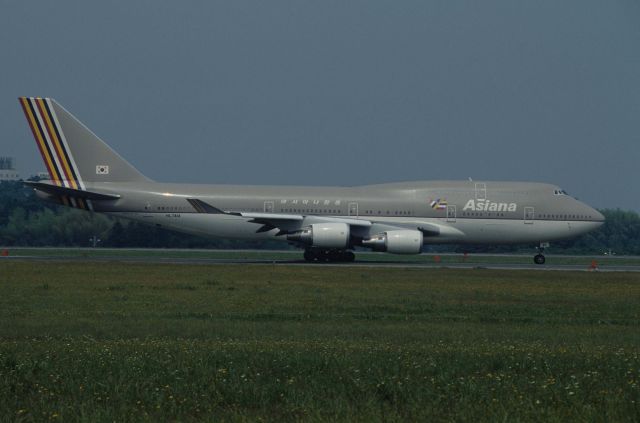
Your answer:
112,212 -> 601,245
439,219 -> 602,244
112,212 -> 278,240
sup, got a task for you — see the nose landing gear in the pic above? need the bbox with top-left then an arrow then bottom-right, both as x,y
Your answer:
533,242 -> 549,265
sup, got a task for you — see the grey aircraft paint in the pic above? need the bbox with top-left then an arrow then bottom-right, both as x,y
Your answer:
19,98 -> 604,263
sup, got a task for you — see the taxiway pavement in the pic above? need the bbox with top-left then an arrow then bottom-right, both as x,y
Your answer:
2,254 -> 639,272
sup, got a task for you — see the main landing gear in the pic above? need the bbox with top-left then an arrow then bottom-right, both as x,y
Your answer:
304,248 -> 356,263
534,243 -> 548,265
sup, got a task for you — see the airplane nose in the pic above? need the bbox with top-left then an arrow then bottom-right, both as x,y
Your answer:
576,199 -> 604,225
580,201 -> 605,224
592,208 -> 605,223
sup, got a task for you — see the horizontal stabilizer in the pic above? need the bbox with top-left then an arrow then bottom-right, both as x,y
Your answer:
24,181 -> 121,201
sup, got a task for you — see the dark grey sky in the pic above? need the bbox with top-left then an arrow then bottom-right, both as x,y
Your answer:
2,1 -> 639,210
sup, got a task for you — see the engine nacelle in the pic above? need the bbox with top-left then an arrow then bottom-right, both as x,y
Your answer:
287,222 -> 350,248
362,230 -> 423,254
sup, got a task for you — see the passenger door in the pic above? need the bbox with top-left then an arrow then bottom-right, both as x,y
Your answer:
524,207 -> 534,224
348,202 -> 358,217
447,205 -> 457,223
475,182 -> 487,200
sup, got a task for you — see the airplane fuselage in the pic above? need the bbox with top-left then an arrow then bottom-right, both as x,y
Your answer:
60,179 -> 604,246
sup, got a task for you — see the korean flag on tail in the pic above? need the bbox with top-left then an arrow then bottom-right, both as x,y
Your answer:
96,165 -> 109,175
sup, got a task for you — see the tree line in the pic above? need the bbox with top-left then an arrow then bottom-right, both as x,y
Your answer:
0,181 -> 284,250
1,181 -> 639,255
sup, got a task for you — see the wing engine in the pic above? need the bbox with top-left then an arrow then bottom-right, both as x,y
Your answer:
362,230 -> 423,254
286,222 -> 350,248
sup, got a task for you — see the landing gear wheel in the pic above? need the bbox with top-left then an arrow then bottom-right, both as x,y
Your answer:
303,249 -> 355,263
534,254 -> 546,265
303,250 -> 316,262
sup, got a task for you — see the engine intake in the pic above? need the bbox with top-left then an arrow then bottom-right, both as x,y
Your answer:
362,230 -> 423,254
287,222 -> 350,248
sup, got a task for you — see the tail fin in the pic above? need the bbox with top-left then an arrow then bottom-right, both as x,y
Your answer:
18,97 -> 151,187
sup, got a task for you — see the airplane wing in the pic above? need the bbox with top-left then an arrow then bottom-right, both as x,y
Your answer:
239,213 -> 370,227
186,198 -> 456,238
240,213 -> 457,238
242,213 -> 372,234
186,198 -> 234,215
187,198 -> 371,234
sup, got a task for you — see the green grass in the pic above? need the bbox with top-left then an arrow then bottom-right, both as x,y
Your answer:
0,262 -> 639,421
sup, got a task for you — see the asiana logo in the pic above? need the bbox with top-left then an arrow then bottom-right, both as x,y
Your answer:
429,198 -> 448,210
463,199 -> 517,212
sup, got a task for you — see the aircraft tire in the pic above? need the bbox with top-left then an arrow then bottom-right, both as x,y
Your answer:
534,254 -> 546,265
305,249 -> 355,263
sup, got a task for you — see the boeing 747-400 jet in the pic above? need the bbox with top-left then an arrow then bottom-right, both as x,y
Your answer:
19,97 -> 604,263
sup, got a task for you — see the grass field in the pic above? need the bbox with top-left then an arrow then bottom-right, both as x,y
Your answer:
1,262 -> 639,421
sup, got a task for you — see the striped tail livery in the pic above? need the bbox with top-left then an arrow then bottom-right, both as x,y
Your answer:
18,97 -> 150,209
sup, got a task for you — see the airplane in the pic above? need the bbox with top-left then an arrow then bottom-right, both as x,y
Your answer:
18,97 -> 604,264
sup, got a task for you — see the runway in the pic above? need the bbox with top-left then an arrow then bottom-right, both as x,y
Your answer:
3,253 -> 640,272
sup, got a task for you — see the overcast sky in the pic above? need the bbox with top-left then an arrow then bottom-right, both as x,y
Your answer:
1,1 -> 639,210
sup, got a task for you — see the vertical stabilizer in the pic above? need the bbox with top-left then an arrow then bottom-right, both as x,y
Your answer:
18,97 -> 151,186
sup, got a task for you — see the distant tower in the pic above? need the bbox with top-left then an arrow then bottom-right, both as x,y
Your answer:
0,157 -> 19,181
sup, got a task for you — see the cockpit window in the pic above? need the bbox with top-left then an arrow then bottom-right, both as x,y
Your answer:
553,189 -> 569,196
